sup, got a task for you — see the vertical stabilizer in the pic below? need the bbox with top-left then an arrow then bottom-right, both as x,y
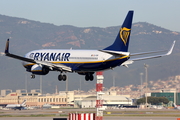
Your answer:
103,11 -> 134,52
21,100 -> 26,106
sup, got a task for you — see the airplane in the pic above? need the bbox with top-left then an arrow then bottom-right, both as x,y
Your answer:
4,10 -> 175,81
6,100 -> 26,110
173,103 -> 180,110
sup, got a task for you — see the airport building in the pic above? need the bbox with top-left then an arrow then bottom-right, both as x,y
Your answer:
0,89 -> 132,108
0,89 -> 68,107
151,88 -> 180,105
80,95 -> 132,108
2,88 -> 179,108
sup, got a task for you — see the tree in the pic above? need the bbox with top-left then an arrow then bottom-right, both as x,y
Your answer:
136,97 -> 169,105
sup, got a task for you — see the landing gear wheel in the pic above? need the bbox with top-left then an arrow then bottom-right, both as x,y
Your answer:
62,75 -> 67,81
85,74 -> 94,81
58,74 -> 67,81
58,74 -> 63,81
85,75 -> 89,81
89,75 -> 94,81
31,74 -> 35,79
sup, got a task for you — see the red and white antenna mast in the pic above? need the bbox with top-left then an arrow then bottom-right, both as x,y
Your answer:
96,72 -> 105,120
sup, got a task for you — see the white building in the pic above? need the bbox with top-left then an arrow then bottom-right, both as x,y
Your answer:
81,95 -> 132,108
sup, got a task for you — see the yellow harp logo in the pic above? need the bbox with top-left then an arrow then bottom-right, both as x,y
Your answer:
120,27 -> 131,46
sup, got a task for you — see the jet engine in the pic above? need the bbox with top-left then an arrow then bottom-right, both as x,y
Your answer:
31,64 -> 49,75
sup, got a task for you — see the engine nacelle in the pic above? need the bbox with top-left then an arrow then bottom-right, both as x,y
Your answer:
77,72 -> 86,75
77,72 -> 94,75
31,64 -> 49,75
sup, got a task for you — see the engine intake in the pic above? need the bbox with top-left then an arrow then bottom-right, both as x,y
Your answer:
31,64 -> 49,75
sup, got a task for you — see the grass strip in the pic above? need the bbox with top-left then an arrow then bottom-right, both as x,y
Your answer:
0,114 -> 55,117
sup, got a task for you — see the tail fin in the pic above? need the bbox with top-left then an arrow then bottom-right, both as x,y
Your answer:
21,100 -> 26,106
174,103 -> 177,108
5,39 -> 9,54
103,11 -> 134,52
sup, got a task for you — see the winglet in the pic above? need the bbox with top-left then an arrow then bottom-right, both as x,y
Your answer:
166,40 -> 176,55
5,39 -> 9,54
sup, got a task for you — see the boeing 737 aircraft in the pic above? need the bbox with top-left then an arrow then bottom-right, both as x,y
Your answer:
4,11 -> 175,81
174,103 -> 180,110
6,100 -> 26,110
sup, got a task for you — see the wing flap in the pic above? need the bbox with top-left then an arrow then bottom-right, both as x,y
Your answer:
35,60 -> 72,72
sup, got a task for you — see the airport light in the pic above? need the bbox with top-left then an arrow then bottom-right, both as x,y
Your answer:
79,77 -> 81,94
112,72 -> 117,89
144,64 -> 149,109
140,73 -> 143,98
113,76 -> 115,88
66,75 -> 68,106
40,75 -> 42,94
25,72 -> 28,91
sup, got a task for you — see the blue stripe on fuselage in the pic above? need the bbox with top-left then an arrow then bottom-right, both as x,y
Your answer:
23,56 -> 129,72
67,56 -> 129,71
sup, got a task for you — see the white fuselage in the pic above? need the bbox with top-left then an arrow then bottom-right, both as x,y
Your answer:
25,49 -> 114,62
23,49 -> 129,72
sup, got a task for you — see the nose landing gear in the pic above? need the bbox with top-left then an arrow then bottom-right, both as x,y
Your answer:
31,74 -> 35,79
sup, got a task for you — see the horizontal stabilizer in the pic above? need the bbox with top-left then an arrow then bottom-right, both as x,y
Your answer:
99,50 -> 130,56
124,41 -> 175,64
121,60 -> 134,68
130,50 -> 167,56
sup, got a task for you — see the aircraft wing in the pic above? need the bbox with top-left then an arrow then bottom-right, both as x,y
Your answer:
4,39 -> 72,72
35,60 -> 72,72
121,41 -> 175,66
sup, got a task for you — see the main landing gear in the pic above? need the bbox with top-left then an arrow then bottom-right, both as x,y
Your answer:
85,73 -> 94,81
30,73 -> 94,81
58,74 -> 67,81
77,72 -> 94,81
30,73 -> 67,81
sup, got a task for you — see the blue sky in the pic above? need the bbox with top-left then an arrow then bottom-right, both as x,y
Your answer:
0,0 -> 180,32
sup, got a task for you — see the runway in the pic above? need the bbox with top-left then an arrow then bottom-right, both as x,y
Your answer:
0,109 -> 180,120
0,116 -> 179,120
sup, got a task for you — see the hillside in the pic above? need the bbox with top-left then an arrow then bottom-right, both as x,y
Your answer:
0,14 -> 180,93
